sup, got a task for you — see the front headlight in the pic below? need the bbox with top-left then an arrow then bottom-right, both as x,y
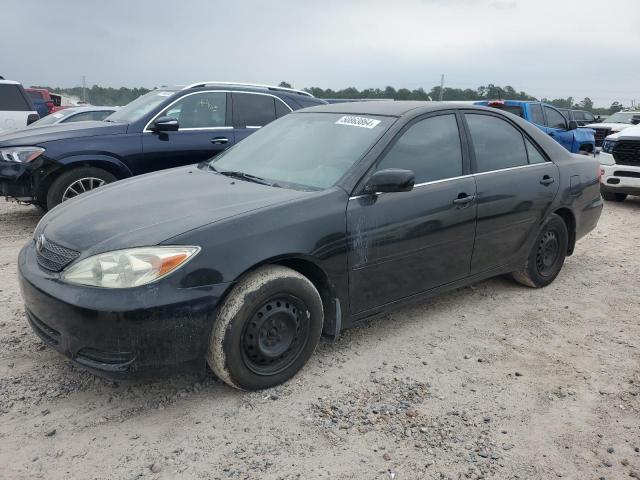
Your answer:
61,246 -> 200,288
0,147 -> 45,163
602,140 -> 616,154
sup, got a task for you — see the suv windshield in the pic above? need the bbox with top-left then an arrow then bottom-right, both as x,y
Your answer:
208,112 -> 394,190
105,90 -> 176,123
603,112 -> 639,124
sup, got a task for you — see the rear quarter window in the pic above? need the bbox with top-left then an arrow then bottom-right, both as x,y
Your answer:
0,84 -> 31,111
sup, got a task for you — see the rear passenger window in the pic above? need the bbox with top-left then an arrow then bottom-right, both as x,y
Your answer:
465,114 -> 528,173
530,104 -> 545,125
0,84 -> 30,111
544,106 -> 567,129
525,138 -> 547,164
376,114 -> 463,183
233,93 -> 278,128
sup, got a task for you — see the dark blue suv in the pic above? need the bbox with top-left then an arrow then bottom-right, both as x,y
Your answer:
0,82 -> 325,210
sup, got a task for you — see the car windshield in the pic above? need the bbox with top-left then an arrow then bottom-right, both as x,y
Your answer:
603,112 -> 638,124
105,90 -> 176,123
208,112 -> 395,190
29,109 -> 77,126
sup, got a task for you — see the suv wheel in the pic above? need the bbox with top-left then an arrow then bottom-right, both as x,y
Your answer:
207,265 -> 323,390
601,191 -> 627,202
46,167 -> 116,210
512,214 -> 568,288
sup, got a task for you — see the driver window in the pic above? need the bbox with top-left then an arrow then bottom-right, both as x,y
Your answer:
159,92 -> 227,129
376,114 -> 463,184
544,106 -> 567,130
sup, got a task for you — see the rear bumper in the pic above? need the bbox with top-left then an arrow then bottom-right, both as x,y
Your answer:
600,156 -> 640,196
18,242 -> 230,378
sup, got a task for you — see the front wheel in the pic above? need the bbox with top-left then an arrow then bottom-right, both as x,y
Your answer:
46,167 -> 117,210
207,265 -> 323,390
512,214 -> 568,288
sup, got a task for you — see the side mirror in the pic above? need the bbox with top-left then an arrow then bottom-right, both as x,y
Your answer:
364,169 -> 415,194
631,115 -> 640,125
567,120 -> 578,130
151,116 -> 179,132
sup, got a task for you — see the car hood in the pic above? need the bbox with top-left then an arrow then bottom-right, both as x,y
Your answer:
36,166 -> 309,255
0,121 -> 128,146
606,124 -> 640,141
585,122 -> 633,132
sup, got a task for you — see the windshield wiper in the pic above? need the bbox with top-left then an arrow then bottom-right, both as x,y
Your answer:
210,166 -> 277,187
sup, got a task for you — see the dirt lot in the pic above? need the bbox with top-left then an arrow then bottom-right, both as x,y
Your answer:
0,197 -> 639,480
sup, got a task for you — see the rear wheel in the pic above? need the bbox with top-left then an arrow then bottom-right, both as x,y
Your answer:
46,167 -> 116,210
601,191 -> 627,202
207,265 -> 323,390
512,214 -> 568,288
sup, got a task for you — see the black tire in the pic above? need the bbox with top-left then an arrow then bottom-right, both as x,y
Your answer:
601,191 -> 627,202
46,167 -> 116,210
512,213 -> 568,288
207,265 -> 323,390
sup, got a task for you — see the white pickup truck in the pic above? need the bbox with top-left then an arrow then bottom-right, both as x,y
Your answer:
0,79 -> 39,133
587,111 -> 640,149
600,124 -> 640,202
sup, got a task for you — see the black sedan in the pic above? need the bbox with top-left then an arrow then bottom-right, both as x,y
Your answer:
19,101 -> 603,390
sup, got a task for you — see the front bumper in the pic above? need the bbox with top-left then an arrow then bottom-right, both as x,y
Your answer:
18,242 -> 230,378
0,160 -> 36,200
600,154 -> 640,196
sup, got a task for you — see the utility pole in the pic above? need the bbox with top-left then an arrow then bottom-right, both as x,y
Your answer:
82,76 -> 86,103
438,74 -> 445,102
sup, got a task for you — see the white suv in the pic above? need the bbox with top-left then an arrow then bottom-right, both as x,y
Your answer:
600,124 -> 640,202
586,111 -> 640,149
0,79 -> 39,133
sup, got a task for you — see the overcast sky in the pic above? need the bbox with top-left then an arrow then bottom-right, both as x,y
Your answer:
3,0 -> 639,107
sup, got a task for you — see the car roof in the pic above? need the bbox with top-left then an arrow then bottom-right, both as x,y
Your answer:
0,80 -> 21,85
298,100 -> 491,117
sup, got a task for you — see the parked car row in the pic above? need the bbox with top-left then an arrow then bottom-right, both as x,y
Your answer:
586,110 -> 640,147
17,99 -> 603,389
0,81 -> 325,209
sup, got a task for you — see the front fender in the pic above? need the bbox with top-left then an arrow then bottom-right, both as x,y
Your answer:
56,154 -> 133,178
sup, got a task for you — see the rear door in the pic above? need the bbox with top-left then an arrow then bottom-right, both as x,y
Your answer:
231,92 -> 291,143
0,83 -> 36,132
463,112 -> 559,274
140,91 -> 234,174
347,112 -> 477,314
543,105 -> 574,151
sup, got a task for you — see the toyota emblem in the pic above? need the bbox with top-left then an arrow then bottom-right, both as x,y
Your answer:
36,234 -> 46,252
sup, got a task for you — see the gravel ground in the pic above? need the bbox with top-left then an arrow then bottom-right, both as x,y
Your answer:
0,197 -> 639,480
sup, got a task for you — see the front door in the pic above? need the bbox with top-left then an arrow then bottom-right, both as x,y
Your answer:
463,112 -> 559,274
139,91 -> 233,175
347,112 -> 477,314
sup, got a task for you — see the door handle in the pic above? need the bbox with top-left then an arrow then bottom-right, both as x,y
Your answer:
211,137 -> 229,144
540,175 -> 555,186
453,194 -> 475,206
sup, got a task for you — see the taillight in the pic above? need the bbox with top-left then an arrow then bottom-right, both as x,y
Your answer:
488,100 -> 505,107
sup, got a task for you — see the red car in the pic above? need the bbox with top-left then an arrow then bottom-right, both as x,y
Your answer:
24,88 -> 64,117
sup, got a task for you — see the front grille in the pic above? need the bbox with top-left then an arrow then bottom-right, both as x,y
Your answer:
593,128 -> 612,147
36,238 -> 80,272
613,140 -> 640,166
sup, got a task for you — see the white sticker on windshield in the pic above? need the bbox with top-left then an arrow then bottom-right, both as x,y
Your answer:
335,115 -> 381,129
156,91 -> 172,97
52,113 -> 64,118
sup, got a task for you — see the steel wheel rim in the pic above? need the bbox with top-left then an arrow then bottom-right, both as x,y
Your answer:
241,295 -> 310,376
536,230 -> 560,277
61,177 -> 106,202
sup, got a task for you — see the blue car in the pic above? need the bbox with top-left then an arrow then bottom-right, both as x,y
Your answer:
475,100 -> 596,155
0,82 -> 326,210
